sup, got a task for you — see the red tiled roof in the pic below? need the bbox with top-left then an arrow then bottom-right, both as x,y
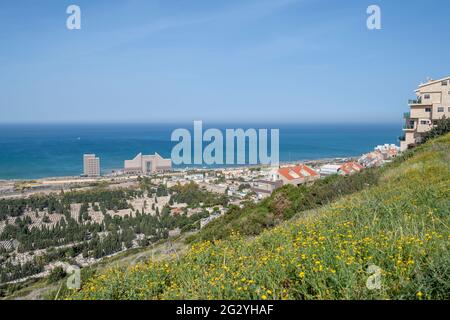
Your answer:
278,165 -> 318,180
339,162 -> 363,174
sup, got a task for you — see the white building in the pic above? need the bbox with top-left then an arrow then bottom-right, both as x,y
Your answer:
319,164 -> 342,176
186,173 -> 204,181
374,144 -> 400,159
124,153 -> 172,175
320,162 -> 364,176
83,154 -> 100,177
200,212 -> 223,229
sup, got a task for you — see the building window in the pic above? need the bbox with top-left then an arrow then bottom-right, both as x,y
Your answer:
442,80 -> 448,86
145,161 -> 153,173
448,107 -> 450,112
424,94 -> 430,99
437,107 -> 444,112
420,120 -> 428,125
425,107 -> 431,112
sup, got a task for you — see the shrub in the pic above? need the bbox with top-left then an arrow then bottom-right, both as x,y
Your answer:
47,267 -> 66,284
421,116 -> 450,143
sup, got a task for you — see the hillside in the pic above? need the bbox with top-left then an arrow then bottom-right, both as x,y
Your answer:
66,134 -> 450,300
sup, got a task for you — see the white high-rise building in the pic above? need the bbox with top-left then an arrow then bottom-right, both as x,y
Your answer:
83,154 -> 100,177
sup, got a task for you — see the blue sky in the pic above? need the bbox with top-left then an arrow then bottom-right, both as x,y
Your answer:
0,0 -> 449,124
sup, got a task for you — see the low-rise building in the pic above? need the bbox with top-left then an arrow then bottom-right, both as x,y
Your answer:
338,161 -> 364,175
319,164 -> 341,176
251,180 -> 283,199
320,162 -> 363,176
358,152 -> 384,168
374,144 -> 400,160
275,165 -> 319,186
185,173 -> 204,181
124,153 -> 172,175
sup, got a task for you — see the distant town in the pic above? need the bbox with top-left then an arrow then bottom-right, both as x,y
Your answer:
0,76 -> 448,292
0,140 -> 400,286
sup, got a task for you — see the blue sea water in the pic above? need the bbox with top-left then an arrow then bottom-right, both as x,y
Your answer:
0,123 -> 402,180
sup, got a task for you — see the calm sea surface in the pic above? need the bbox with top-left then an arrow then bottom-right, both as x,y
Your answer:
0,123 -> 402,179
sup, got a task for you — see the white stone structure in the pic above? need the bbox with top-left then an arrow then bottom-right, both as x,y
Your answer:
124,153 -> 172,174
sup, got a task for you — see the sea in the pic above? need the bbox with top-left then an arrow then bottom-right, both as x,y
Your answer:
0,123 -> 402,180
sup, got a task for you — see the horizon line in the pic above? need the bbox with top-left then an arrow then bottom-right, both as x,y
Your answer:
0,121 -> 403,126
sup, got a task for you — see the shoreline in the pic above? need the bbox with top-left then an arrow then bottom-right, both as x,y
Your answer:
0,155 -> 360,184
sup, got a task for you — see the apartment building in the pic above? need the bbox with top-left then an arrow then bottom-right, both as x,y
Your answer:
83,154 -> 100,177
320,161 -> 363,176
251,179 -> 283,199
275,164 -> 319,186
400,76 -> 450,151
124,152 -> 172,175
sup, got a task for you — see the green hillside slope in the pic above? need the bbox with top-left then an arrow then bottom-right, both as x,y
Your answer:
67,134 -> 450,300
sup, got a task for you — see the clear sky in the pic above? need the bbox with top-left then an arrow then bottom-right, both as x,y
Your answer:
0,0 -> 449,124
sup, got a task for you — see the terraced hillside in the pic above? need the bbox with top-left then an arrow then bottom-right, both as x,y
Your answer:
67,134 -> 450,300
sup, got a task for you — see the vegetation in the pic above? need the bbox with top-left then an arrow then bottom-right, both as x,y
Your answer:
422,116 -> 450,143
47,267 -> 66,284
191,168 -> 380,242
66,134 -> 450,300
0,258 -> 45,284
170,182 -> 228,208
0,183 -> 219,284
0,187 -> 142,221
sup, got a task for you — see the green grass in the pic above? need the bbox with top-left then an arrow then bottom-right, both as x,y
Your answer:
65,134 -> 450,300
190,167 -> 381,243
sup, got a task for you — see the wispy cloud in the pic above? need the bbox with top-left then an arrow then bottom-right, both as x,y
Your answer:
77,0 -> 305,55
206,0 -> 304,24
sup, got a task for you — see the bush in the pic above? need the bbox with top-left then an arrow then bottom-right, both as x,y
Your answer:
47,267 -> 66,284
422,117 -> 450,143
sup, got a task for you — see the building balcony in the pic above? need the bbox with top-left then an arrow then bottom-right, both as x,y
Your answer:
403,112 -> 410,119
403,123 -> 416,131
408,99 -> 422,105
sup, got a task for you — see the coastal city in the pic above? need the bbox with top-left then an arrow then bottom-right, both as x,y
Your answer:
0,144 -> 401,201
1,75 -> 450,292
2,0 -> 450,309
0,141 -> 400,285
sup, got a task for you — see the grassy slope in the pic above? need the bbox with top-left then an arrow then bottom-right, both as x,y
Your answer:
67,134 -> 450,300
189,167 -> 380,243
